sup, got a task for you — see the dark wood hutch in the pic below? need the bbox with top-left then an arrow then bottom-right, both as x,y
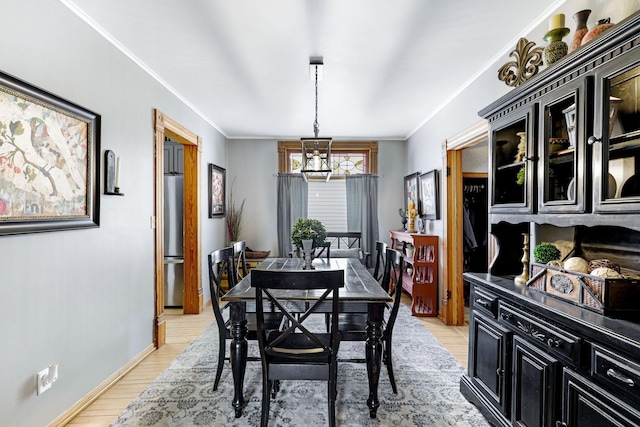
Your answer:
461,10 -> 640,427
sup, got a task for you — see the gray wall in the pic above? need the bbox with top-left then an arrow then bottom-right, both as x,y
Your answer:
227,139 -> 406,253
0,1 -> 227,426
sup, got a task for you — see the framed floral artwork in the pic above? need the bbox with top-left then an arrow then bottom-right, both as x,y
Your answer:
403,172 -> 420,214
419,169 -> 440,220
0,70 -> 100,235
208,163 -> 225,218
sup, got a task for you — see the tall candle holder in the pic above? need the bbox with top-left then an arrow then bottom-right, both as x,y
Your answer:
105,150 -> 124,195
544,13 -> 570,65
514,233 -> 530,286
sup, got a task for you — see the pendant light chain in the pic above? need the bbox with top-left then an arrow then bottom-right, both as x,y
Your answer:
313,65 -> 319,139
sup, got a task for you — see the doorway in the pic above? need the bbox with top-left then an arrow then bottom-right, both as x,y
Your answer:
462,173 -> 488,306
441,120 -> 489,326
153,109 -> 202,347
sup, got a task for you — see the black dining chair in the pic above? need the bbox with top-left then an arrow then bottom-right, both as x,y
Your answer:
251,268 -> 344,427
336,248 -> 404,393
232,240 -> 248,281
207,247 -> 283,391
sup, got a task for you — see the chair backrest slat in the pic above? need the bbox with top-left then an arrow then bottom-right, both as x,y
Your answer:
372,241 -> 388,283
232,240 -> 248,281
207,247 -> 236,324
381,248 -> 404,333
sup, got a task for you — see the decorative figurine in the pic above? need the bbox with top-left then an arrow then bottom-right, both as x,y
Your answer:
406,200 -> 419,233
398,208 -> 408,231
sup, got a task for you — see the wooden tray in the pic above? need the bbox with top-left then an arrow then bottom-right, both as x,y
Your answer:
527,262 -> 640,317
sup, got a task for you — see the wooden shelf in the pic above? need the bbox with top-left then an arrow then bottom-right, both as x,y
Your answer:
389,230 -> 438,317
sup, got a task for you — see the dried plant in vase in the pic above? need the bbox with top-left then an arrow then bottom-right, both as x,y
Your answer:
226,179 -> 245,243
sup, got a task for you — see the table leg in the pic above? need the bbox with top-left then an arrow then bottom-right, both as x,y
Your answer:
229,303 -> 248,418
365,302 -> 385,418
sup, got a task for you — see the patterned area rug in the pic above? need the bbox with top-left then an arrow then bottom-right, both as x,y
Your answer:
110,305 -> 489,426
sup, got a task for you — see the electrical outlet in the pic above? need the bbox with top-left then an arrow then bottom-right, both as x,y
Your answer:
37,368 -> 51,395
36,364 -> 58,395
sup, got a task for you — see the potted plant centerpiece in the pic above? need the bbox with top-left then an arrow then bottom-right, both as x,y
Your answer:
291,218 -> 327,250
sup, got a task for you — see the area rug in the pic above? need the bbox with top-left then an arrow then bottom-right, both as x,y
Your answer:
110,305 -> 489,426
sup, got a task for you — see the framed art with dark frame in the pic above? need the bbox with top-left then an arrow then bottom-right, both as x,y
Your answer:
419,169 -> 440,220
404,172 -> 420,213
208,163 -> 225,218
0,70 -> 100,236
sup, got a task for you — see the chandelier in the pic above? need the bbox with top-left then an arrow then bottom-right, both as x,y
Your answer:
301,60 -> 332,182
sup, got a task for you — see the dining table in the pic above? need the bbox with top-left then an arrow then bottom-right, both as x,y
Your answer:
220,256 -> 392,419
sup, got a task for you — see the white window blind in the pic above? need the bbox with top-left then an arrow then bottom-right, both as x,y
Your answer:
307,180 -> 347,232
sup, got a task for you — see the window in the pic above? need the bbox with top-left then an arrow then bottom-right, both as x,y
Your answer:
278,141 -> 378,177
278,140 -> 378,234
308,179 -> 347,231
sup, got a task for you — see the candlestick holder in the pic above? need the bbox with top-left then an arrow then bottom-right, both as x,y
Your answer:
105,150 -> 124,196
514,233 -> 530,286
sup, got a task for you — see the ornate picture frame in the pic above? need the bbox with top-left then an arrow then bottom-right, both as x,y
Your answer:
0,70 -> 100,236
403,172 -> 420,214
208,163 -> 225,218
419,169 -> 440,220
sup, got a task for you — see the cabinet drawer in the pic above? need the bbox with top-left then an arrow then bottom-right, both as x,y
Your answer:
497,302 -> 583,366
591,344 -> 640,404
473,288 -> 498,318
562,368 -> 640,427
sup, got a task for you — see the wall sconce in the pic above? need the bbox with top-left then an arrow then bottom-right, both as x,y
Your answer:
105,150 -> 124,195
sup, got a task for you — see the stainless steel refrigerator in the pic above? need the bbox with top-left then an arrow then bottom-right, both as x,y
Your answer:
164,174 -> 184,307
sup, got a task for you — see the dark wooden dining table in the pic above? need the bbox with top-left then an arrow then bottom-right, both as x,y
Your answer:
221,257 -> 392,419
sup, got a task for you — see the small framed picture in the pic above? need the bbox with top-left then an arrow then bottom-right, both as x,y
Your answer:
208,164 -> 225,218
404,172 -> 420,214
419,169 -> 440,220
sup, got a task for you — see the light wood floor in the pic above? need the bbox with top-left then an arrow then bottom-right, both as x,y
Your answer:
66,298 -> 468,426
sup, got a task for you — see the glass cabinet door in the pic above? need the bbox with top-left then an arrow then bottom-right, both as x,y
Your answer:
538,79 -> 590,213
489,106 -> 536,213
593,55 -> 640,213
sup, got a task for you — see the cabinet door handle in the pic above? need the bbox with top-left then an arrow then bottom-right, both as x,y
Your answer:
587,135 -> 602,145
475,298 -> 491,309
555,422 -> 568,427
606,368 -> 635,386
500,312 -> 514,321
547,338 -> 560,348
496,368 -> 505,377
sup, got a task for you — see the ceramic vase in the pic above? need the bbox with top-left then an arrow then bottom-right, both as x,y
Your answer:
301,239 -> 314,269
569,9 -> 591,53
582,18 -> 614,45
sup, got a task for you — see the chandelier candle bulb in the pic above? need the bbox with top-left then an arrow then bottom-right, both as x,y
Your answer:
549,14 -> 565,31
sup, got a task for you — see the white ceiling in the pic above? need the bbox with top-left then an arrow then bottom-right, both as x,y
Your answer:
64,0 -> 561,140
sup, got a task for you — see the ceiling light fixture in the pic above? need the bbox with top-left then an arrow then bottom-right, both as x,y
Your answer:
301,59 -> 332,182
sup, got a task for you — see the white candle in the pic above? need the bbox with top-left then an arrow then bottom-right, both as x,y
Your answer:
115,156 -> 121,188
549,13 -> 565,31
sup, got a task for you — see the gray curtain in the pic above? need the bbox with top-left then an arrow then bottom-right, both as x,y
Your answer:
346,174 -> 379,266
277,173 -> 308,257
